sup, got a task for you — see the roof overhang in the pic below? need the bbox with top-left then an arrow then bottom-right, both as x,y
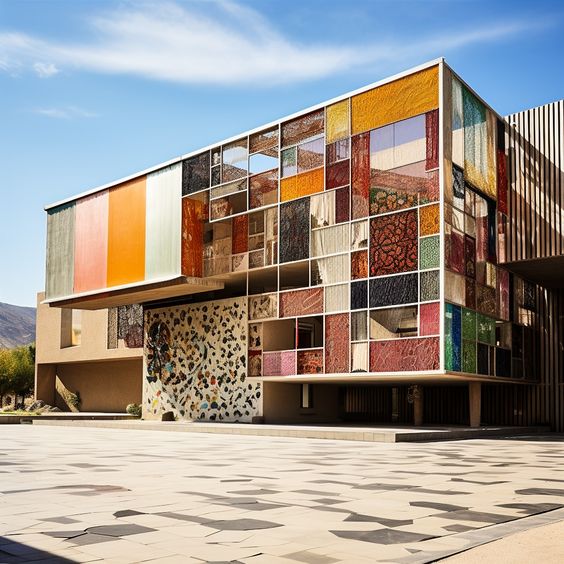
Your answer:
42,275 -> 224,310
502,255 -> 564,288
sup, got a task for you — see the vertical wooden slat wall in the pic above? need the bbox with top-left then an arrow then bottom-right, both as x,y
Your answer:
484,101 -> 564,431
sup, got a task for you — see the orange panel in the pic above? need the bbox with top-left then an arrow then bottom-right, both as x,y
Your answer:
280,167 -> 324,202
351,66 -> 439,135
107,176 -> 146,287
420,203 -> 440,236
74,190 -> 108,293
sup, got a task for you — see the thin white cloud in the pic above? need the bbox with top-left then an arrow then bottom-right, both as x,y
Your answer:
0,1 -> 551,86
33,62 -> 59,78
34,106 -> 97,119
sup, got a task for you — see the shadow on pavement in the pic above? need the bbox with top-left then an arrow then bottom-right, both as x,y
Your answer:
0,536 -> 76,563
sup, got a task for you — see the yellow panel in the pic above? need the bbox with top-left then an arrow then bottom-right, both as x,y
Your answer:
351,66 -> 439,135
280,168 -> 324,202
326,99 -> 349,143
107,176 -> 146,287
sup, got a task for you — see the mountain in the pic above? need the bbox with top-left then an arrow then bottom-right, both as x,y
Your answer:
0,302 -> 36,348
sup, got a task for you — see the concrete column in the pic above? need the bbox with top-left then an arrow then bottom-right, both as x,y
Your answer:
469,382 -> 482,427
413,386 -> 424,426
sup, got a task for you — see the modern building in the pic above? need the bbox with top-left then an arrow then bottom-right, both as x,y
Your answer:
35,58 -> 564,429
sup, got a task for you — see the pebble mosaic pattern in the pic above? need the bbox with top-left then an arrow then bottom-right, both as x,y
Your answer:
144,297 -> 260,422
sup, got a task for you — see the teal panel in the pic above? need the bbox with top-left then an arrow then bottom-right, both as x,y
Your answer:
420,235 -> 440,270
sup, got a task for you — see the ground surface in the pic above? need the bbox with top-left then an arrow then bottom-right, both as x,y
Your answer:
0,426 -> 563,563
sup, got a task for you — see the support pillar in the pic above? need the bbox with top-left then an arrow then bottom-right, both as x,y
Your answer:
469,382 -> 482,427
413,386 -> 424,426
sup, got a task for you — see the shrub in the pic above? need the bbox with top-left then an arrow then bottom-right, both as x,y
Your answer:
126,403 -> 142,418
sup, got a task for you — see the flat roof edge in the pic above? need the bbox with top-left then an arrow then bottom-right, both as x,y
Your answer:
45,57 -> 445,211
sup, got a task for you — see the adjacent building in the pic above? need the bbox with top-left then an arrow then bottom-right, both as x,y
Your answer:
35,58 -> 564,429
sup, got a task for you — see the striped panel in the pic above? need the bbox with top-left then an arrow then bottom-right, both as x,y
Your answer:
46,203 -> 75,299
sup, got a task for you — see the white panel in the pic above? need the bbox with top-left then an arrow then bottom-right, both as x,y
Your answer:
145,164 -> 182,280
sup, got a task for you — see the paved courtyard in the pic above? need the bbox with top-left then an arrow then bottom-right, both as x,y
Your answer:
1,426 -> 563,563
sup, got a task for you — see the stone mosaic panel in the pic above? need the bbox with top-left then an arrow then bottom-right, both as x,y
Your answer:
426,109 -> 439,170
370,210 -> 418,276
477,314 -> 495,345
445,303 -> 461,371
419,203 -> 439,236
144,297 -> 260,421
325,314 -> 349,373
263,351 -> 296,376
326,160 -> 350,190
369,337 -> 440,372
351,250 -> 368,280
462,340 -> 477,373
369,273 -> 418,308
335,186 -> 350,223
280,198 -> 310,263
446,229 -> 465,275
117,304 -> 143,348
279,288 -> 323,318
419,302 -> 439,336
476,284 -> 497,316
232,214 -> 248,255
420,270 -> 440,302
351,133 -> 370,219
351,280 -> 368,310
249,171 -> 278,209
420,236 -> 439,270
182,152 -> 210,195
465,235 -> 476,278
297,349 -> 323,374
249,294 -> 277,320
281,109 -> 324,147
462,308 -> 476,340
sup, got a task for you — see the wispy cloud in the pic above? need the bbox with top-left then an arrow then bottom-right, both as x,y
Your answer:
34,106 -> 97,119
33,62 -> 59,78
0,1 -> 551,86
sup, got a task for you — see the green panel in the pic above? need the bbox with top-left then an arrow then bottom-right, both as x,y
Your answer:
477,314 -> 495,345
46,203 -> 75,299
462,340 -> 477,373
420,235 -> 440,270
462,308 -> 477,341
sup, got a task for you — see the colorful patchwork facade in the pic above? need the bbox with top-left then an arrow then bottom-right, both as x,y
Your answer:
41,58 -> 560,426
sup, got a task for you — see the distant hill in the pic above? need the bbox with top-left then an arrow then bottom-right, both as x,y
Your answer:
0,302 -> 36,348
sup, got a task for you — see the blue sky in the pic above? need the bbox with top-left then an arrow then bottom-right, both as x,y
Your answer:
1,0 -> 563,307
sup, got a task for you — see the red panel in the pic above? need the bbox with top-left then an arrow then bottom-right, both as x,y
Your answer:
425,109 -> 439,170
446,230 -> 465,275
279,288 -> 324,317
326,160 -> 350,190
335,186 -> 350,223
351,132 -> 370,219
464,235 -> 476,279
369,337 -> 440,372
297,349 -> 323,374
325,314 -> 349,373
497,149 -> 508,215
232,214 -> 248,254
465,277 -> 476,309
420,302 -> 439,336
181,198 -> 204,277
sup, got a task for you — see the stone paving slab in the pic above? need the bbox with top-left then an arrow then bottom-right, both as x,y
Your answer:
0,426 -> 563,563
30,419 -> 550,443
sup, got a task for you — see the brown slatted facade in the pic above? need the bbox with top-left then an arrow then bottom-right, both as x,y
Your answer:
485,101 -> 564,431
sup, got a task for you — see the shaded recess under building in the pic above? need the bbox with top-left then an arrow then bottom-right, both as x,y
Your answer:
35,59 -> 564,429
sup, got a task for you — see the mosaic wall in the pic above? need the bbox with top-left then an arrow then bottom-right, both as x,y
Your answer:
143,297 -> 261,421
443,68 -> 526,378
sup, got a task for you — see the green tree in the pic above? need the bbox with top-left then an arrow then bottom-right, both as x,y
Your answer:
0,346 -> 35,409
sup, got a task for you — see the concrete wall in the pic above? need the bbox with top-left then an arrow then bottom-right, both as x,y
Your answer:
53,360 -> 142,412
263,382 -> 341,424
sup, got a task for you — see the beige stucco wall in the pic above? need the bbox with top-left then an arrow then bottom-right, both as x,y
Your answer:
53,360 -> 142,412
35,292 -> 142,365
